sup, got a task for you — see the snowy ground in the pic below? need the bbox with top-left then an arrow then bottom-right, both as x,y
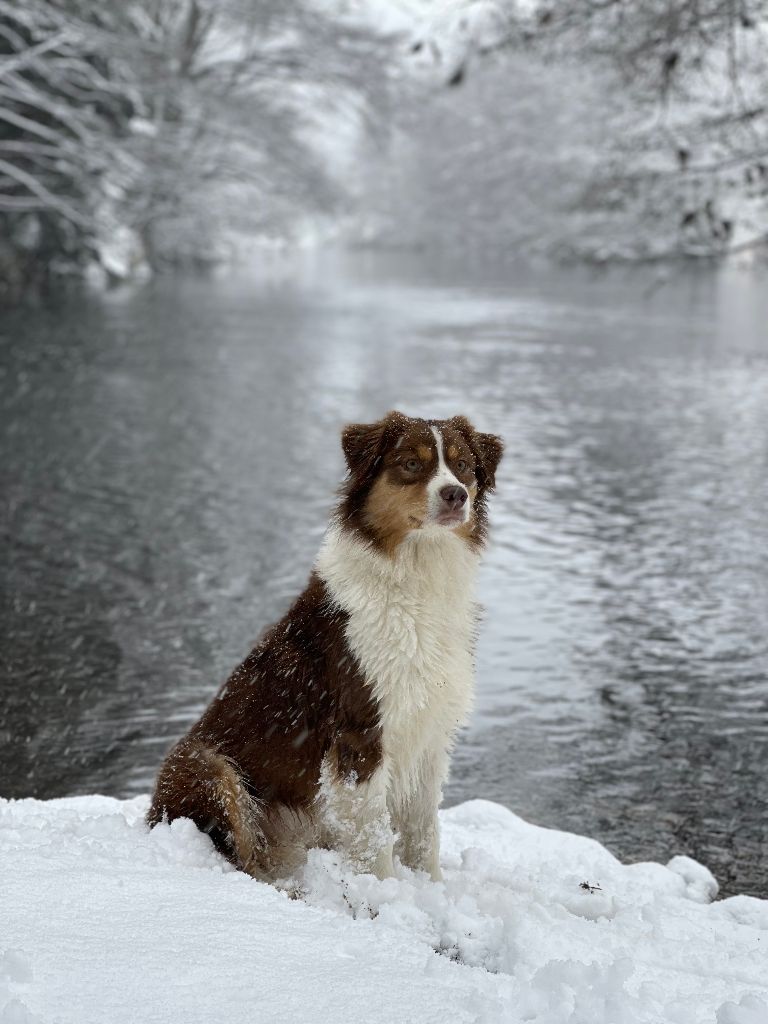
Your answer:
2,796 -> 767,1024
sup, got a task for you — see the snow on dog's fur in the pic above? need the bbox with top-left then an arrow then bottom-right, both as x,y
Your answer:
148,411 -> 503,881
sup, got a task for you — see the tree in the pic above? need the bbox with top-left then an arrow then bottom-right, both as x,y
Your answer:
356,0 -> 768,260
0,1 -> 138,295
543,0 -> 768,257
0,0 -> 389,298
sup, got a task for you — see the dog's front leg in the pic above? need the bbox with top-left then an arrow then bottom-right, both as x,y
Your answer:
319,754 -> 395,879
393,753 -> 446,882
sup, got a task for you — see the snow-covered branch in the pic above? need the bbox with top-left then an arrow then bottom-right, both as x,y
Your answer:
0,0 -> 389,297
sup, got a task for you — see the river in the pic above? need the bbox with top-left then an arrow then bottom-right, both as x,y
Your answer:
1,249 -> 766,897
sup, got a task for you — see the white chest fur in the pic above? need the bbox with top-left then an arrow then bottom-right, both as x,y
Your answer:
316,524 -> 479,801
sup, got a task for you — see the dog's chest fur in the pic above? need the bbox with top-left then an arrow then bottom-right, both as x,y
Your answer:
316,524 -> 479,798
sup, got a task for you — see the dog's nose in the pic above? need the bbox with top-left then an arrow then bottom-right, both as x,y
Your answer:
439,485 -> 468,510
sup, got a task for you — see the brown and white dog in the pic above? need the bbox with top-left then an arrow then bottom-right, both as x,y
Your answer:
147,411 -> 503,883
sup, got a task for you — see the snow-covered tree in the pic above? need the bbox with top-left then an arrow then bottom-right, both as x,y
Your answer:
352,0 -> 768,260
476,0 -> 764,257
0,0 -> 388,296
540,0 -> 768,257
4,0 -> 765,291
0,1 -> 137,294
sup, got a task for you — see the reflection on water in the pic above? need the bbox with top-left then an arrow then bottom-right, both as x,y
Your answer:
1,251 -> 767,897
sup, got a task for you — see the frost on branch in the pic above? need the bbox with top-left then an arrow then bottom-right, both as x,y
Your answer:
358,0 -> 768,262
0,0 -> 388,298
543,0 -> 768,259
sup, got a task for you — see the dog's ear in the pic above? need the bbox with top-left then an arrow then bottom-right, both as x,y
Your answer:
341,411 -> 407,480
445,415 -> 504,490
473,431 -> 504,490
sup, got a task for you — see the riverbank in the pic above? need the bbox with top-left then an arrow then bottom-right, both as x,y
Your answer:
2,794 -> 766,1023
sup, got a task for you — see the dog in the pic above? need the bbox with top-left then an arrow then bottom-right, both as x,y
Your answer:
147,411 -> 503,882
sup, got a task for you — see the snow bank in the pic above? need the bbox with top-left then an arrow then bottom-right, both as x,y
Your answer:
2,796 -> 766,1024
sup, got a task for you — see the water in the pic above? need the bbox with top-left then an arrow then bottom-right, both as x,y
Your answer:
2,250 -> 767,898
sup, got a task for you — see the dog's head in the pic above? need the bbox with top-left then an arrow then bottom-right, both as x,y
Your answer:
338,411 -> 503,555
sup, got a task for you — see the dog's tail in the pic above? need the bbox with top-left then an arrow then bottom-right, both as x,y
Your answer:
147,739 -> 264,875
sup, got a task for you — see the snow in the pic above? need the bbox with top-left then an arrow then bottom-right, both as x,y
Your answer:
313,0 -> 518,84
2,796 -> 767,1024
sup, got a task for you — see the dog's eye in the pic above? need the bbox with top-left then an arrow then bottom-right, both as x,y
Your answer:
405,458 -> 420,472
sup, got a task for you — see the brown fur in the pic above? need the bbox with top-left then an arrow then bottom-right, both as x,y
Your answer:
147,412 -> 503,878
364,473 -> 428,557
147,740 -> 264,870
148,574 -> 382,877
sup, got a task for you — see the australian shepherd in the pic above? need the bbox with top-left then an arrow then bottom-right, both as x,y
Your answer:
147,411 -> 503,883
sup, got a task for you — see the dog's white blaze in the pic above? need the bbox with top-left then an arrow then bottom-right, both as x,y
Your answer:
427,425 -> 469,525
316,521 -> 479,878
